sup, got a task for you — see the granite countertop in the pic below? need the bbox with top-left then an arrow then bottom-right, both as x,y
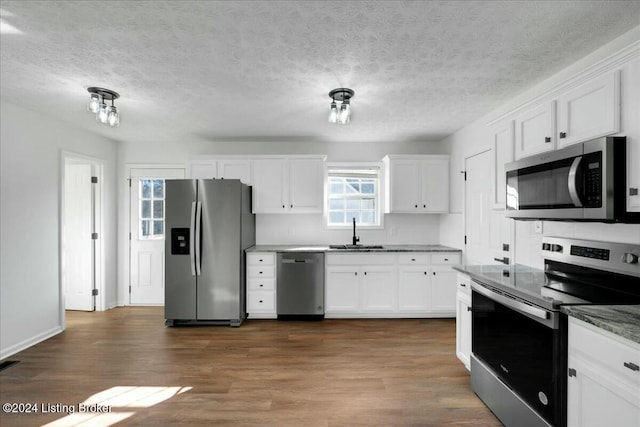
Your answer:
246,244 -> 462,253
561,305 -> 640,345
452,263 -> 550,307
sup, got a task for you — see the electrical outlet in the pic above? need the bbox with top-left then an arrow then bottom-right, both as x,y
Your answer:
534,221 -> 543,234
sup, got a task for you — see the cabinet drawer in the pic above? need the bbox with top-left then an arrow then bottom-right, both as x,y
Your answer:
457,273 -> 471,295
569,318 -> 640,386
326,253 -> 396,265
247,291 -> 275,312
431,253 -> 461,265
248,265 -> 275,279
247,252 -> 275,266
398,253 -> 430,265
248,278 -> 276,291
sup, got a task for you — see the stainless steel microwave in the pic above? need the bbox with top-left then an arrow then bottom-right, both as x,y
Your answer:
505,136 -> 639,223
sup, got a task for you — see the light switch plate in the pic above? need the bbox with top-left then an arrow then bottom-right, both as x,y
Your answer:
534,221 -> 543,234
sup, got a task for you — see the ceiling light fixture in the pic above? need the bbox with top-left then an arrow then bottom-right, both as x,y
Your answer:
87,87 -> 120,127
328,88 -> 354,125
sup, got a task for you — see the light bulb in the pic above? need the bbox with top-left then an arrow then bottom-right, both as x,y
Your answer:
97,102 -> 109,123
328,101 -> 338,123
107,106 -> 119,127
88,93 -> 102,113
339,101 -> 350,124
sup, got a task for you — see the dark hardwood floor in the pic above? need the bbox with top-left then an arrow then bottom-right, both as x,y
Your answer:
0,307 -> 501,426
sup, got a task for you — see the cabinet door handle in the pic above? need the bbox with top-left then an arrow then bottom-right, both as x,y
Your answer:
545,136 -> 551,143
433,272 -> 436,276
290,204 -> 293,208
460,283 -> 466,287
411,258 -> 416,261
355,272 -> 357,276
444,258 -> 449,261
364,272 -> 367,276
623,362 -> 640,372
559,132 -> 567,139
415,204 -> 418,208
259,284 -> 263,287
259,300 -> 263,303
423,204 -> 426,208
424,271 -> 427,275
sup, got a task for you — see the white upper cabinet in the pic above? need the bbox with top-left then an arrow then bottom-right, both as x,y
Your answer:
188,158 -> 251,184
491,120 -> 514,209
217,159 -> 252,184
288,157 -> 325,213
252,156 -> 325,214
252,158 -> 287,213
383,155 -> 450,213
622,59 -> 640,213
514,100 -> 556,159
557,70 -> 620,149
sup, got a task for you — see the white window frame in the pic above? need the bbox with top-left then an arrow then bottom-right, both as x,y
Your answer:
138,178 -> 166,240
325,162 -> 384,229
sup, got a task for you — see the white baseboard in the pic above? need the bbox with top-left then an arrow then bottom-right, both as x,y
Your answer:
0,325 -> 63,361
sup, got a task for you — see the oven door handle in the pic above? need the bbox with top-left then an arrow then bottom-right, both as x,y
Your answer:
472,281 -> 549,321
568,156 -> 583,207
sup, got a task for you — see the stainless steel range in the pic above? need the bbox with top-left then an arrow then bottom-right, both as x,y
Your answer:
467,237 -> 640,427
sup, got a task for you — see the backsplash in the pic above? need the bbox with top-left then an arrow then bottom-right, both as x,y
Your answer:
256,214 -> 442,246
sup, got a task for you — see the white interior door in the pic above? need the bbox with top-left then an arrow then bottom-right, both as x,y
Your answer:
63,163 -> 94,311
465,150 -> 493,265
129,168 -> 185,305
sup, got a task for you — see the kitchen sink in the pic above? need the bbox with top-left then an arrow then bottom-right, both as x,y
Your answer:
329,244 -> 384,250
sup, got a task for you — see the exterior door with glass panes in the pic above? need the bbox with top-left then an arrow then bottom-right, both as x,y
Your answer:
129,168 -> 184,304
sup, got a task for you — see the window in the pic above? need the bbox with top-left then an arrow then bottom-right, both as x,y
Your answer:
327,165 -> 382,227
139,179 -> 165,239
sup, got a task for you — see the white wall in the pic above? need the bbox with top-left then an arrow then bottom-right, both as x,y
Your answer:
440,27 -> 640,269
0,101 -> 118,359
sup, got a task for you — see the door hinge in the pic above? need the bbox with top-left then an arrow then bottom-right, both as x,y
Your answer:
91,289 -> 99,296
91,176 -> 98,184
128,179 -> 132,187
568,368 -> 577,377
464,235 -> 467,245
91,232 -> 99,240
129,286 -> 131,293
461,170 -> 467,181
129,232 -> 131,240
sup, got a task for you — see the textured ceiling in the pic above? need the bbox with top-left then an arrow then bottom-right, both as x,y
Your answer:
1,1 -> 639,145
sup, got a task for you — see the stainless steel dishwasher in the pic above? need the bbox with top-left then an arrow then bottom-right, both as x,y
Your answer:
277,252 -> 324,320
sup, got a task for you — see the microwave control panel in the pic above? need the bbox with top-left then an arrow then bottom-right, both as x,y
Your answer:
582,152 -> 602,207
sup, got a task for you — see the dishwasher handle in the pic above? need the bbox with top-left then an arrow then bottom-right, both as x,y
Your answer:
281,259 -> 318,264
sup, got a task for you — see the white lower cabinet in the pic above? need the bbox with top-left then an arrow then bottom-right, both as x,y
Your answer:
325,266 -> 360,313
567,317 -> 640,427
455,273 -> 472,370
361,267 -> 396,312
325,252 -> 460,318
246,252 -> 277,319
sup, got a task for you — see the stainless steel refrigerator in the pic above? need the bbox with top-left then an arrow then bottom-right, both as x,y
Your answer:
164,179 -> 255,326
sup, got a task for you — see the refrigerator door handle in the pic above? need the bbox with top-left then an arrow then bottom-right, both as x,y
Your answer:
195,201 -> 202,276
189,201 -> 196,276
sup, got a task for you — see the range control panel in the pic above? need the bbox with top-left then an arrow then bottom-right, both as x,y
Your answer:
542,237 -> 639,276
570,245 -> 610,261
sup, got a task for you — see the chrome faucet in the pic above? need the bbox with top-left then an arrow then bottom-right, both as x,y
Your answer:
352,217 -> 360,246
